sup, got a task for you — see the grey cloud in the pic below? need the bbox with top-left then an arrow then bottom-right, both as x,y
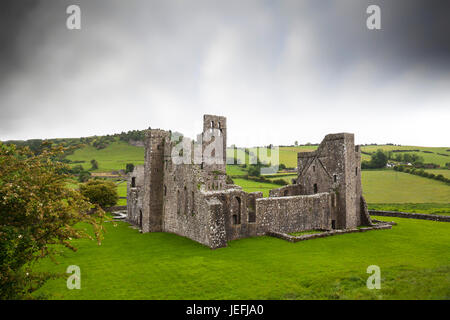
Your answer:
0,0 -> 449,146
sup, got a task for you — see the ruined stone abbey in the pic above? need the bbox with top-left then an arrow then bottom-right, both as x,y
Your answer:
127,115 -> 373,249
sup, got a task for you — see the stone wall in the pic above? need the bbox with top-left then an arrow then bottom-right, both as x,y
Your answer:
369,210 -> 450,222
269,184 -> 303,197
127,165 -> 145,227
203,188 -> 263,241
256,192 -> 332,234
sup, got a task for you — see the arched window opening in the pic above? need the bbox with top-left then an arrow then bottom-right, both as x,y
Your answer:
131,177 -> 136,188
231,196 -> 241,225
248,197 -> 256,223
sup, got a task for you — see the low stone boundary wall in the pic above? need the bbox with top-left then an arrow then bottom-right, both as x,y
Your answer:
267,223 -> 392,243
105,205 -> 127,212
369,210 -> 450,222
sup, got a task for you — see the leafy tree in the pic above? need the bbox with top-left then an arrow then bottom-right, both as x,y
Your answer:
78,171 -> 91,182
125,163 -> 135,174
248,165 -> 261,177
370,149 -> 388,168
90,159 -> 99,170
79,180 -> 119,208
0,143 -> 105,299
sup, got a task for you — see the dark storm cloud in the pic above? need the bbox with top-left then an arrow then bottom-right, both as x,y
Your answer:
0,0 -> 449,146
0,0 -> 40,83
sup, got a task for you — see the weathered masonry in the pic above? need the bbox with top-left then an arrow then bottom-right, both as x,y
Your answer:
127,115 -> 373,248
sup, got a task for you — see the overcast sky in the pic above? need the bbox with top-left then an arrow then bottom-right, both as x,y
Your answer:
1,0 -> 449,147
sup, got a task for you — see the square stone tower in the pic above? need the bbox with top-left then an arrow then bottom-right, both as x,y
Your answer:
141,129 -> 169,232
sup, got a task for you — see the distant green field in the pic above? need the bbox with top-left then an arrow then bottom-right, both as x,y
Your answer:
361,170 -> 450,203
65,141 -> 449,208
228,145 -> 450,168
424,169 -> 450,179
67,139 -> 145,172
33,216 -> 450,300
227,146 -> 316,169
361,145 -> 450,166
232,178 -> 282,197
368,203 -> 450,216
67,140 -> 449,173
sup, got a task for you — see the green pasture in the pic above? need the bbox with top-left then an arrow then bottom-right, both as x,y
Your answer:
66,139 -> 145,172
361,170 -> 450,203
33,216 -> 450,300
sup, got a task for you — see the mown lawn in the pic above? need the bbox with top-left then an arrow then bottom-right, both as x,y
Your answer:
34,216 -> 450,300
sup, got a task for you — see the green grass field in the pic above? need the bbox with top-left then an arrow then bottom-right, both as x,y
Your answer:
67,140 -> 449,174
424,169 -> 450,179
361,170 -> 450,203
33,215 -> 450,300
360,145 -> 450,166
65,141 -> 449,211
232,178 -> 282,197
67,139 -> 145,172
228,145 -> 450,168
368,203 -> 450,216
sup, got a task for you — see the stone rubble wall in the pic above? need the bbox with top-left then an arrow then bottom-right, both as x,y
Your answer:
369,210 -> 450,222
267,223 -> 392,243
256,192 -> 332,234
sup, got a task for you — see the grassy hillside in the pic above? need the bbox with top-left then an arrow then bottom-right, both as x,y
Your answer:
34,216 -> 450,299
67,140 -> 449,173
424,169 -> 450,179
361,170 -> 450,203
361,145 -> 450,166
66,140 -> 449,211
66,140 -> 145,172
227,145 -> 450,168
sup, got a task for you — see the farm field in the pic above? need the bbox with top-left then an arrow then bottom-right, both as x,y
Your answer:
227,145 -> 450,168
232,178 -> 282,197
360,145 -> 450,166
65,141 -> 449,212
66,139 -> 145,172
424,169 -> 450,179
66,140 -> 449,174
361,170 -> 450,203
33,216 -> 450,300
368,203 -> 450,216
